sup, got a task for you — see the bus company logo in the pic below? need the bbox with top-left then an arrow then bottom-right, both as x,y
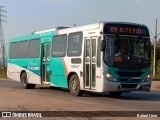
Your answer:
2,112 -> 11,117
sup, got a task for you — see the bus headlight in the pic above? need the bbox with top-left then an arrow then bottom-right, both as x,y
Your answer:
143,74 -> 151,82
104,72 -> 117,82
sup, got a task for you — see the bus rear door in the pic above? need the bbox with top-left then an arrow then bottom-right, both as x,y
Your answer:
42,43 -> 51,84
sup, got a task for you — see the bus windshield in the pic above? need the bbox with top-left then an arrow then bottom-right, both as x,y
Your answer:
104,36 -> 151,69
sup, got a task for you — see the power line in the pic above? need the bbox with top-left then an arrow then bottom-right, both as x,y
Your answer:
0,6 -> 7,67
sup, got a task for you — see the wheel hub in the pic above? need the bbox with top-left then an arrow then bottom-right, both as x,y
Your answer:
72,79 -> 78,91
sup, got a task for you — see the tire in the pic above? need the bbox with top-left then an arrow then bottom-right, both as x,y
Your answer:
69,74 -> 83,96
20,72 -> 36,89
109,92 -> 122,97
50,86 -> 55,89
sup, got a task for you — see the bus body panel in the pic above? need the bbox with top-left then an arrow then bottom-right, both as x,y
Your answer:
7,63 -> 41,84
57,28 -> 103,91
7,30 -> 56,85
62,56 -> 84,90
50,57 -> 68,88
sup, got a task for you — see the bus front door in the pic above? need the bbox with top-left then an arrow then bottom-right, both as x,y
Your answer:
84,37 -> 97,89
42,43 -> 51,84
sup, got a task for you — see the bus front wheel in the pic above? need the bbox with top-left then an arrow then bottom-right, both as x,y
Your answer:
69,74 -> 83,96
20,72 -> 36,89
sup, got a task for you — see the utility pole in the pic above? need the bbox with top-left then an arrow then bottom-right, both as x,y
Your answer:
153,18 -> 157,77
0,6 -> 7,68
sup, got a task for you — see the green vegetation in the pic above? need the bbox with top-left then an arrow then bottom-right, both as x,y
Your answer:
0,67 -> 7,78
151,39 -> 160,80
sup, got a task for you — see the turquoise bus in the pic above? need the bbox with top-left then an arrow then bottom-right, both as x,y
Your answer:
7,22 -> 151,97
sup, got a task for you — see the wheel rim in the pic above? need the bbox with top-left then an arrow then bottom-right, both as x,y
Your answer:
71,79 -> 78,92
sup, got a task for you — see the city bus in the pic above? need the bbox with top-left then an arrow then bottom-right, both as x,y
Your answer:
7,22 -> 151,97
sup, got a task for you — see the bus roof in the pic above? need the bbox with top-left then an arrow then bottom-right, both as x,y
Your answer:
9,22 -> 148,42
34,26 -> 69,34
9,29 -> 56,43
9,26 -> 70,42
57,22 -> 148,34
104,22 -> 146,26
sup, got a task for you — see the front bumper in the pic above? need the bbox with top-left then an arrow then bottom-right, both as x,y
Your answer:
102,78 -> 151,92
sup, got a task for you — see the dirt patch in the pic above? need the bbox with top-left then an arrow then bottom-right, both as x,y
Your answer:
151,81 -> 160,90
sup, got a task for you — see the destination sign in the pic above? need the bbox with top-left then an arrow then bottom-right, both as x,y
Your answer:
104,24 -> 149,36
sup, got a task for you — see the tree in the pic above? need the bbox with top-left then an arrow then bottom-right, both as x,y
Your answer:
155,39 -> 160,79
151,39 -> 160,79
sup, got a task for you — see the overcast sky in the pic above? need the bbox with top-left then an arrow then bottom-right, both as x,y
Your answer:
1,0 -> 160,43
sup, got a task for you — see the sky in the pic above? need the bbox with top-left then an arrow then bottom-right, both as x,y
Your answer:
1,0 -> 160,44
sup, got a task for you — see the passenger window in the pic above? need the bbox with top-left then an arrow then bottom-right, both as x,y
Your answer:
67,32 -> 83,56
19,40 -> 28,58
52,35 -> 67,57
28,39 -> 40,58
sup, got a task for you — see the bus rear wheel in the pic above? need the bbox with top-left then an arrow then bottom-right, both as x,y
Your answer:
109,92 -> 122,97
20,72 -> 36,89
69,74 -> 83,96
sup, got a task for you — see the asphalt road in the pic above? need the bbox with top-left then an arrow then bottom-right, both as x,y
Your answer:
0,78 -> 160,119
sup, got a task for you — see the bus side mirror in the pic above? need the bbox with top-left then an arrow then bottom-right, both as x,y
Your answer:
101,40 -> 106,51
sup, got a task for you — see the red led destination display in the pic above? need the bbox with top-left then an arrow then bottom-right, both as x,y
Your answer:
104,24 -> 149,37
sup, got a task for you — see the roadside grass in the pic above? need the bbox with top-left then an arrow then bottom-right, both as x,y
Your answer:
152,77 -> 160,81
152,72 -> 160,81
0,67 -> 7,78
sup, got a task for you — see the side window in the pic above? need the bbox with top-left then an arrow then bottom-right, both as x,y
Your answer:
67,32 -> 83,56
10,42 -> 20,59
28,39 -> 40,58
52,35 -> 67,57
19,40 -> 28,58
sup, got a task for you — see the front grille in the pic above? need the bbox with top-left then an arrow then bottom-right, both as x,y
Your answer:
119,79 -> 141,82
121,84 -> 138,88
115,71 -> 143,82
115,72 -> 144,77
